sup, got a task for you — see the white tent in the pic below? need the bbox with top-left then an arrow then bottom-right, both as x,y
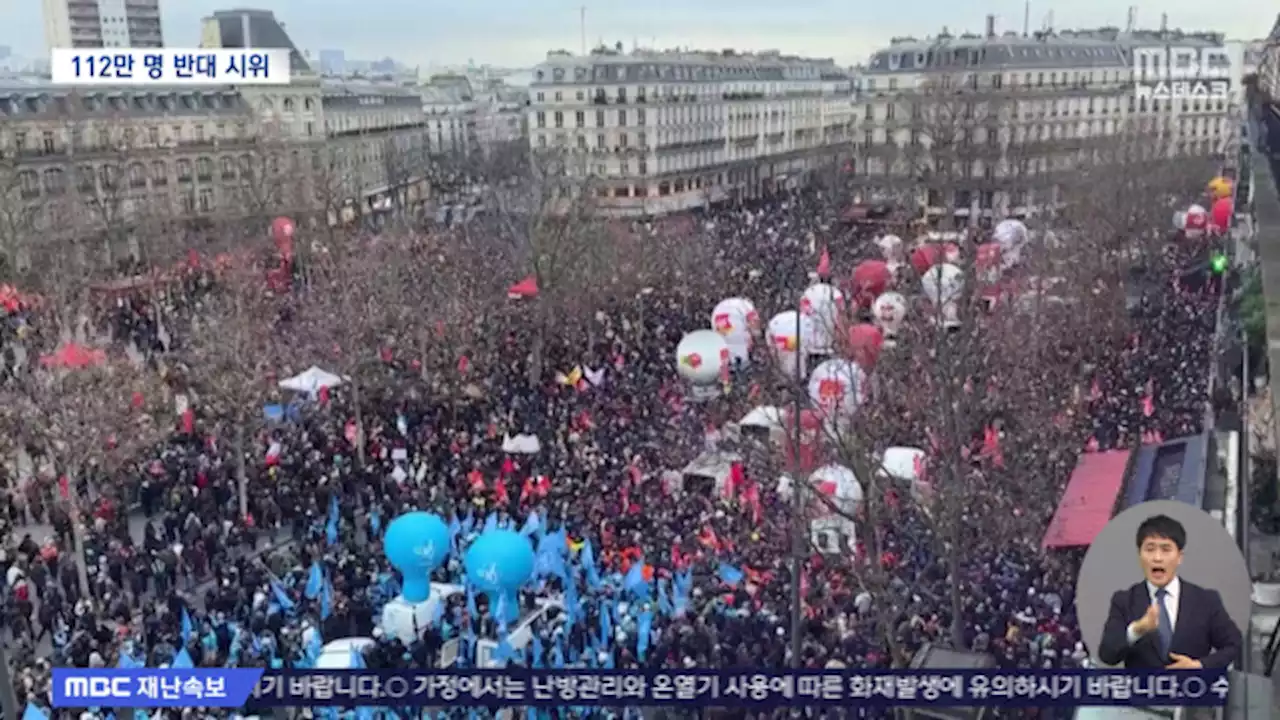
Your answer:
278,366 -> 344,395
501,433 -> 542,454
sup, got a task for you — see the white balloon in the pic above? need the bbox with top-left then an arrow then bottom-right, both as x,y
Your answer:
920,263 -> 965,305
871,292 -> 908,336
808,464 -> 864,515
800,283 -> 845,354
1187,204 -> 1207,216
711,298 -> 758,341
675,330 -> 729,385
993,219 -> 1028,250
807,358 -> 865,418
767,311 -> 814,355
875,235 -> 904,261
880,446 -> 930,502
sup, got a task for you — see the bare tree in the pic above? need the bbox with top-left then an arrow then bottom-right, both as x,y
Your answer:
477,147 -> 631,381
307,144 -> 361,246
181,257 -> 288,519
234,132 -> 290,233
0,151 -> 37,279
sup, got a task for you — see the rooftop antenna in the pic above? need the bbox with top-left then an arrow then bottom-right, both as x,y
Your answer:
1126,6 -> 1137,33
579,5 -> 586,55
1159,12 -> 1168,35
1023,0 -> 1031,36
1046,9 -> 1054,33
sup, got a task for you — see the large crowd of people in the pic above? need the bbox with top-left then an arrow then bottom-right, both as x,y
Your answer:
0,184 -> 1224,719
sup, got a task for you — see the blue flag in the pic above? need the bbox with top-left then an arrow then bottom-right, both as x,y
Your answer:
171,648 -> 194,669
657,578 -> 673,616
531,633 -> 545,669
519,512 -> 541,537
270,580 -> 296,613
180,608 -> 193,643
305,562 -> 325,599
370,508 -> 382,536
23,703 -> 49,720
461,511 -> 475,536
637,609 -> 654,661
598,603 -> 612,648
349,645 -> 366,669
581,539 -> 602,589
326,494 -> 340,546
718,562 -> 745,587
563,575 -> 580,628
430,595 -> 444,628
466,583 -> 478,619
321,577 -> 334,620
623,561 -> 649,599
483,513 -> 498,533
449,514 -> 462,551
551,635 -> 566,668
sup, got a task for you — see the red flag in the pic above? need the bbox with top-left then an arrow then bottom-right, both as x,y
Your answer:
344,420 -> 358,446
520,477 -> 535,503
435,320 -> 446,338
981,426 -> 1004,468
318,385 -> 330,405
501,457 -> 515,478
1090,379 -> 1101,401
744,483 -> 761,524
536,475 -> 551,497
493,479 -> 509,505
1141,380 -> 1155,418
457,355 -> 469,374
58,476 -> 70,500
131,391 -> 144,410
816,247 -> 831,278
181,408 -> 195,434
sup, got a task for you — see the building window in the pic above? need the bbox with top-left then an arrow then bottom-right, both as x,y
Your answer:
77,165 -> 95,192
195,125 -> 205,142
575,111 -> 585,128
42,131 -> 55,154
148,127 -> 160,145
554,111 -> 564,129
177,159 -> 192,181
221,157 -> 236,179
181,191 -> 195,213
638,160 -> 647,175
42,168 -> 64,195
100,165 -> 117,189
597,134 -> 606,149
198,188 -> 213,212
617,110 -> 627,126
18,171 -> 38,198
151,161 -> 168,186
596,110 -> 606,127
536,112 -> 546,129
129,162 -> 146,187
197,157 -> 213,180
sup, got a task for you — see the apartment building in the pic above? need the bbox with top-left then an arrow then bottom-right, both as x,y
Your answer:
43,0 -> 164,50
421,75 -> 529,157
856,21 -> 1243,221
1258,15 -> 1280,101
527,46 -> 855,216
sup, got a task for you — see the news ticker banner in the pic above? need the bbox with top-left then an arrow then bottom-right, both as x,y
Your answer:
51,48 -> 292,86
52,669 -> 1230,709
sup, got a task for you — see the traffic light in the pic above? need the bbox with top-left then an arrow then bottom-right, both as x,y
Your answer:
1211,253 -> 1228,274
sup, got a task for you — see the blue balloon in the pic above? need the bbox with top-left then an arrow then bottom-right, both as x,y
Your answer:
382,512 -> 450,603
465,530 -> 534,624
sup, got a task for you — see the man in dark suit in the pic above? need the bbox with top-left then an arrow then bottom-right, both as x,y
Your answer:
1098,514 -> 1242,669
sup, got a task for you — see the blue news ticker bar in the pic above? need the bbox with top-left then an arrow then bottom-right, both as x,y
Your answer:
50,668 -> 1231,709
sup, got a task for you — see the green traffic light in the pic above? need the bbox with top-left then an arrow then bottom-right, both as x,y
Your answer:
1211,254 -> 1228,274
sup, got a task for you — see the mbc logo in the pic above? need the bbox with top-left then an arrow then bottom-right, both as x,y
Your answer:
64,677 -> 131,698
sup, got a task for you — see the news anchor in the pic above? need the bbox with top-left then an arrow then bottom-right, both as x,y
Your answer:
1097,514 -> 1242,669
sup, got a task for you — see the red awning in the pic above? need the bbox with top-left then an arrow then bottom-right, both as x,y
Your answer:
1041,450 -> 1132,549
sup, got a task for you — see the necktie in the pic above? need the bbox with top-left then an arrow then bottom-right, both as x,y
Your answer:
1155,588 -> 1174,658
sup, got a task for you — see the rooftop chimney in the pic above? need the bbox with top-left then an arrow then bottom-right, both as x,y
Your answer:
986,14 -> 996,38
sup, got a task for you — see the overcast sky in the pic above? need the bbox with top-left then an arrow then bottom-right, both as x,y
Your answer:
5,0 -> 1275,68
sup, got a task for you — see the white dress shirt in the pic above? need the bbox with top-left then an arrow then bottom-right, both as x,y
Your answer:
1126,575 -> 1180,646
